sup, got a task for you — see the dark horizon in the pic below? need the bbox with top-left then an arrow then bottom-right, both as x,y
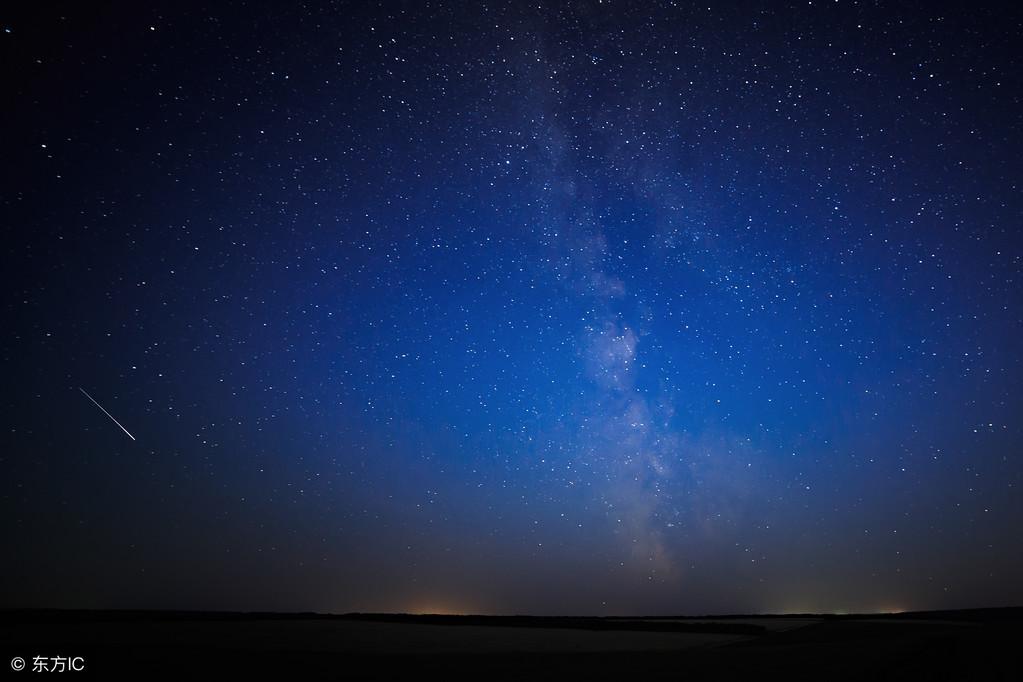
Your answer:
7,606 -> 1023,619
3,1 -> 1022,618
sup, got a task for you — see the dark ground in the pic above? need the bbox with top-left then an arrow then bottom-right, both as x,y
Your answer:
2,608 -> 1021,679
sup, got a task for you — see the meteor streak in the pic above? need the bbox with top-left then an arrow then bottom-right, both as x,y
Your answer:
78,387 -> 136,441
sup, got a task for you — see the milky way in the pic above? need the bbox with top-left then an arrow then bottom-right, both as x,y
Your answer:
2,2 -> 1021,615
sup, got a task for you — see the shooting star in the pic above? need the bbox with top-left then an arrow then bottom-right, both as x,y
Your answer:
79,387 -> 136,441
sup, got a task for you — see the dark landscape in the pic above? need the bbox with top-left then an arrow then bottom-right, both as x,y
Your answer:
3,608 -> 1022,679
3,2 -> 1023,680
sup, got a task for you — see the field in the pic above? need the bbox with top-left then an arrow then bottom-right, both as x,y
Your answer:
2,609 -> 1021,679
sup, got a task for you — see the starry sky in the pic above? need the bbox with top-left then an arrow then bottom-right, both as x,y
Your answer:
2,1 -> 1021,616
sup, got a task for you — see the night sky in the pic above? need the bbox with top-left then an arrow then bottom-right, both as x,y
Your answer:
3,1 -> 1021,617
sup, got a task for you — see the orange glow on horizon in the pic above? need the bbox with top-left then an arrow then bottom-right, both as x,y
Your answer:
405,600 -> 475,616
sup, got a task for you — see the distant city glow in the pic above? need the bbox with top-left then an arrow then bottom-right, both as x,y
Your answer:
406,604 -> 471,616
